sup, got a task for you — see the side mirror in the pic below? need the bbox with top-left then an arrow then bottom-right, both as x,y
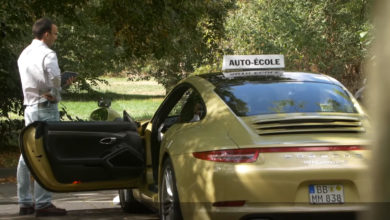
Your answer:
98,99 -> 111,108
90,108 -> 108,121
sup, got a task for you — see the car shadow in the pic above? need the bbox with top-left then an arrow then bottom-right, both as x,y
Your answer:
0,208 -> 159,219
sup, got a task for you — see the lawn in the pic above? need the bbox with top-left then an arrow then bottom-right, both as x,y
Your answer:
0,77 -> 166,168
61,78 -> 166,120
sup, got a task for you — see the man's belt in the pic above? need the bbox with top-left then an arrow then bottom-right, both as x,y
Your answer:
37,101 -> 57,108
24,101 -> 57,108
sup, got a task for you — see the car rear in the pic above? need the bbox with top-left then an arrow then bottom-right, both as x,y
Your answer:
178,72 -> 370,219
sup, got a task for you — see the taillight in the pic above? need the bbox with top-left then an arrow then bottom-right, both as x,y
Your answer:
192,149 -> 260,163
193,145 -> 365,163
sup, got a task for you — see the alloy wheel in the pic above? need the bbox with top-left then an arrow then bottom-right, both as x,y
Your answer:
160,159 -> 182,220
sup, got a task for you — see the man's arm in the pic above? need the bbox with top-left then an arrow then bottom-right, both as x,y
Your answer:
43,52 -> 61,102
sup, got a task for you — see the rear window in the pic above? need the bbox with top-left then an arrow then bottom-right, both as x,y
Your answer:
215,81 -> 357,116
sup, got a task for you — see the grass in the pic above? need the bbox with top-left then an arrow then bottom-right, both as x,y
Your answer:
93,78 -> 165,96
0,77 -> 166,168
60,98 -> 163,120
60,78 -> 165,120
3,78 -> 166,121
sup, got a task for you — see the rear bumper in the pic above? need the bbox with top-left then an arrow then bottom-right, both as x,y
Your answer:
173,152 -> 370,202
180,203 -> 368,220
171,152 -> 370,220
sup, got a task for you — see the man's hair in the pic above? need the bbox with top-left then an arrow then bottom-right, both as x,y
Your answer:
32,18 -> 53,39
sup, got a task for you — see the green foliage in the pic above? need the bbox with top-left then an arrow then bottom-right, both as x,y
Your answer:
0,0 -> 87,147
1,0 -> 234,119
1,0 -> 373,149
0,0 -> 122,117
54,6 -> 127,80
0,119 -> 24,149
95,0 -> 235,89
0,47 -> 23,118
223,0 -> 372,91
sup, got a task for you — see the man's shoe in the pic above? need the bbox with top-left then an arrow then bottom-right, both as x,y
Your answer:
19,206 -> 34,215
35,204 -> 67,217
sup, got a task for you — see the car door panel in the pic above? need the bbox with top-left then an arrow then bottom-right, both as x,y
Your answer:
20,121 -> 145,192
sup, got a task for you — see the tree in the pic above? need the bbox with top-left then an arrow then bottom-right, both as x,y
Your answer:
1,0 -> 235,146
223,0 -> 371,91
94,0 -> 235,89
0,0 -> 87,147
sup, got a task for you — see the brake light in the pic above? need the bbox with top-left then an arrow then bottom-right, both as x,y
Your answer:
72,180 -> 81,184
193,145 -> 365,163
257,145 -> 365,153
193,149 -> 260,163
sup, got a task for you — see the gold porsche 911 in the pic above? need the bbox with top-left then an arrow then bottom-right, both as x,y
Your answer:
20,55 -> 370,220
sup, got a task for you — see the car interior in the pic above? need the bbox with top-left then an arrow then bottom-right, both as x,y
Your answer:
28,120 -> 145,183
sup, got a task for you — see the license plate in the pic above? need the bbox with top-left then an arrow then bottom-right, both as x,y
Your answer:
309,184 -> 344,204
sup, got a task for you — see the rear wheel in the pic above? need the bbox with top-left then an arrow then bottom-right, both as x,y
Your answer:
119,189 -> 149,213
159,158 -> 183,220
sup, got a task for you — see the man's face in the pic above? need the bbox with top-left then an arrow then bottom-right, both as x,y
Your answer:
43,24 -> 58,47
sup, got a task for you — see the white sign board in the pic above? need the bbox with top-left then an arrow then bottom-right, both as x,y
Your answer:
222,55 -> 285,71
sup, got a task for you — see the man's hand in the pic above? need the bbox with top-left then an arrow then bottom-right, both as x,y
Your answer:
42,93 -> 56,102
61,71 -> 78,88
64,76 -> 76,87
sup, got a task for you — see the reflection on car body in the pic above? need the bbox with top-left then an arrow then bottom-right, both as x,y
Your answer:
20,55 -> 370,220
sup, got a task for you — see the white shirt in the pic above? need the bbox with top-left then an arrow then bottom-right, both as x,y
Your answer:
18,39 -> 61,105
190,114 -> 200,122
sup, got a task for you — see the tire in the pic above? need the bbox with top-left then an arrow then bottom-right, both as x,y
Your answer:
159,158 -> 183,220
119,189 -> 149,213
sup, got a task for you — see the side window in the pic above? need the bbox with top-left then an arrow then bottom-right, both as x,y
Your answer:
168,89 -> 193,117
168,88 -> 205,123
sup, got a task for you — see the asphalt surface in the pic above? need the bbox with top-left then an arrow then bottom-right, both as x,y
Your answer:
0,168 -> 159,219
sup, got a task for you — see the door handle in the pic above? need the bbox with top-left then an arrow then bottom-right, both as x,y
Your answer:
99,137 -> 117,145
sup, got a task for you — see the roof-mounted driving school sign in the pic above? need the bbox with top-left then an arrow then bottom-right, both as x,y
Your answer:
222,70 -> 284,79
222,55 -> 285,71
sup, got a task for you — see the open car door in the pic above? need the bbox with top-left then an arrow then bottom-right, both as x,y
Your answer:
20,121 -> 145,192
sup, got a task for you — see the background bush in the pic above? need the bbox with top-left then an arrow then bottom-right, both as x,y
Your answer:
0,0 -> 372,149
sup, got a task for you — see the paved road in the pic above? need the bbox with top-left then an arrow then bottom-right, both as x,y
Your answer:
0,169 -> 159,220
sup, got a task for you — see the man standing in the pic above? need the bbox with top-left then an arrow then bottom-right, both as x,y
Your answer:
17,18 -> 68,217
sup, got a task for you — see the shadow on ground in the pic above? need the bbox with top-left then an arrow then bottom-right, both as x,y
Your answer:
0,208 -> 159,220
